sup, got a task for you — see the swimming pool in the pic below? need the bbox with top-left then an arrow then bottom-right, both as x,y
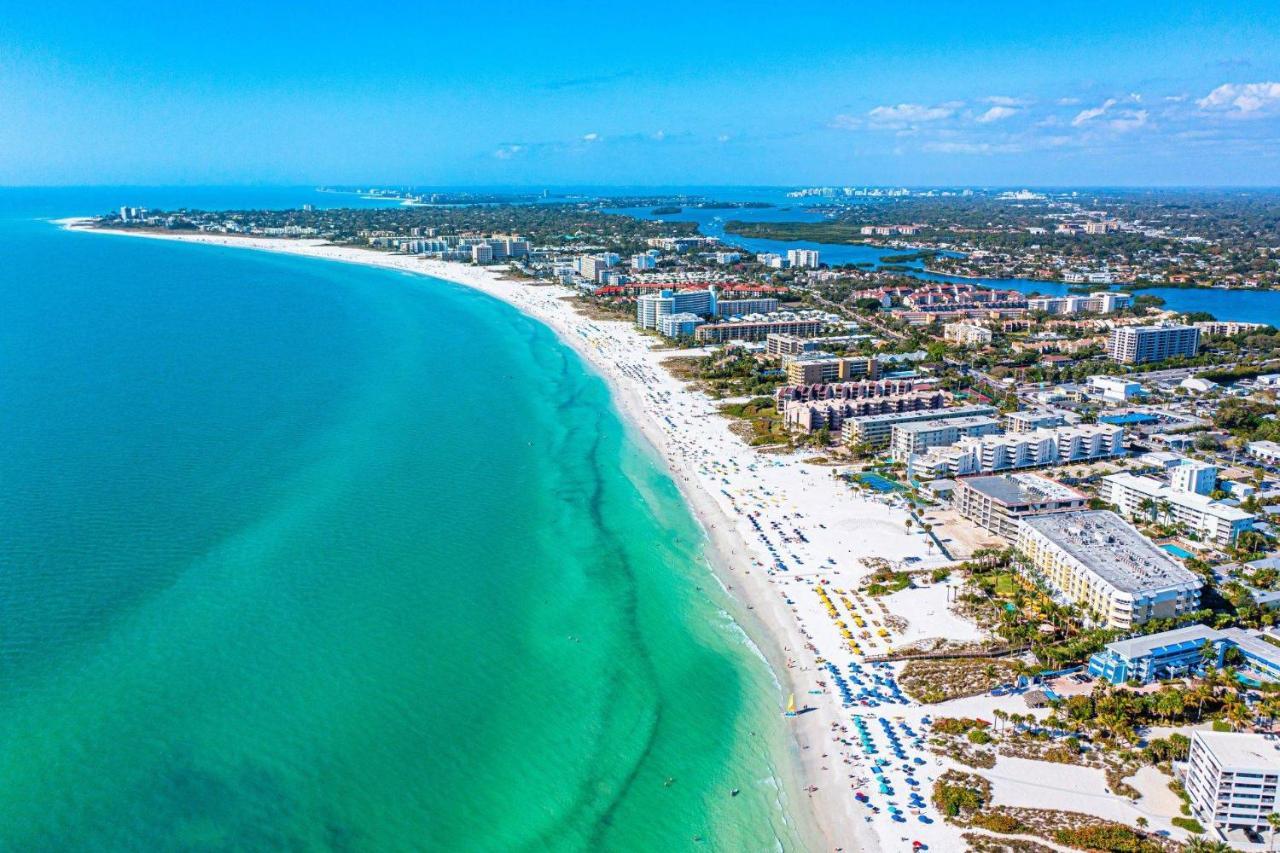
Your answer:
1161,543 -> 1195,559
1100,413 -> 1159,426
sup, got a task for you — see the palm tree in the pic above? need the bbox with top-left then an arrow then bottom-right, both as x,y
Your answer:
1224,697 -> 1253,732
1186,839 -> 1232,853
1186,683 -> 1215,722
1269,812 -> 1280,853
1156,688 -> 1184,723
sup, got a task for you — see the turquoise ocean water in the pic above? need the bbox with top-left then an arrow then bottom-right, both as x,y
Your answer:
0,189 -> 805,851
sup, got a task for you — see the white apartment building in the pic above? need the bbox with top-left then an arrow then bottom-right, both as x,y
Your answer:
915,423 -> 1124,477
577,255 -> 615,282
942,323 -> 994,345
888,416 -> 1002,462
715,297 -> 779,317
630,253 -> 657,270
1183,731 -> 1280,839
1088,375 -> 1142,402
1194,320 -> 1268,337
953,473 -> 1088,540
1026,292 -> 1132,315
842,404 -> 998,448
1247,440 -> 1280,466
1091,291 -> 1133,313
1017,511 -> 1202,629
1005,409 -> 1065,433
787,249 -> 820,269
1170,460 -> 1218,496
656,312 -> 701,338
636,288 -> 716,330
1107,323 -> 1201,364
1100,472 -> 1255,546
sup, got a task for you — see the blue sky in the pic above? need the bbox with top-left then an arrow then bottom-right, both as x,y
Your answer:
3,1 -> 1279,186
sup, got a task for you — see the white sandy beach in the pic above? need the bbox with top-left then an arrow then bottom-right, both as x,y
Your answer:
65,223 -> 1161,853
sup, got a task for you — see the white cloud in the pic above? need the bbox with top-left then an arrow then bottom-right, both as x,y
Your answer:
716,133 -> 731,143
1197,82 -> 1280,115
493,144 -> 524,159
984,96 -> 1032,107
1108,109 -> 1149,132
865,101 -> 962,128
1071,98 -> 1118,126
1056,96 -> 1082,105
581,132 -> 600,142
976,105 -> 1018,123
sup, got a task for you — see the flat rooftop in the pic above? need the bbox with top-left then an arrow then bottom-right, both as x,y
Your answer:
1021,510 -> 1201,596
848,404 -> 997,427
1195,730 -> 1280,771
1218,627 -> 1280,671
960,472 -> 1084,506
893,416 -> 1000,435
1104,473 -> 1254,522
1105,624 -> 1222,660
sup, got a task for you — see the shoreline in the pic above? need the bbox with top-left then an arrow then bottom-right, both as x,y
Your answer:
63,222 -> 961,852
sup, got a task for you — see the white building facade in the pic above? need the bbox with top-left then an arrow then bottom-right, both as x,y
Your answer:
1183,731 -> 1280,839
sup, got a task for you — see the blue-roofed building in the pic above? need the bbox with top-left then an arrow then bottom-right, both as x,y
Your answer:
1219,628 -> 1280,684
1089,624 -> 1280,685
1088,625 -> 1225,684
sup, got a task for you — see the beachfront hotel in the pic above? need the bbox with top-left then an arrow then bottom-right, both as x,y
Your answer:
774,378 -> 930,409
841,404 -> 998,448
888,415 -> 1002,462
693,316 -> 825,343
784,391 -> 945,433
1087,624 -> 1225,684
951,472 -> 1087,540
715,296 -> 780,317
912,422 -> 1124,478
636,288 -> 716,330
1089,623 -> 1280,686
1015,510 -> 1203,629
1099,472 -> 1255,546
784,354 -> 879,386
1182,731 -> 1280,841
767,333 -> 818,357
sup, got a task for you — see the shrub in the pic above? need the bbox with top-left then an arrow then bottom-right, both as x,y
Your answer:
968,729 -> 994,745
970,812 -> 1026,834
1053,824 -> 1153,852
932,772 -> 991,819
1171,816 -> 1205,834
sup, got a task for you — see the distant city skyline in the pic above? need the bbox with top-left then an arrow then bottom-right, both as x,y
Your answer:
3,1 -> 1280,186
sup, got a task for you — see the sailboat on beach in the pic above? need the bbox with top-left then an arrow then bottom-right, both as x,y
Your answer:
784,693 -> 797,717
